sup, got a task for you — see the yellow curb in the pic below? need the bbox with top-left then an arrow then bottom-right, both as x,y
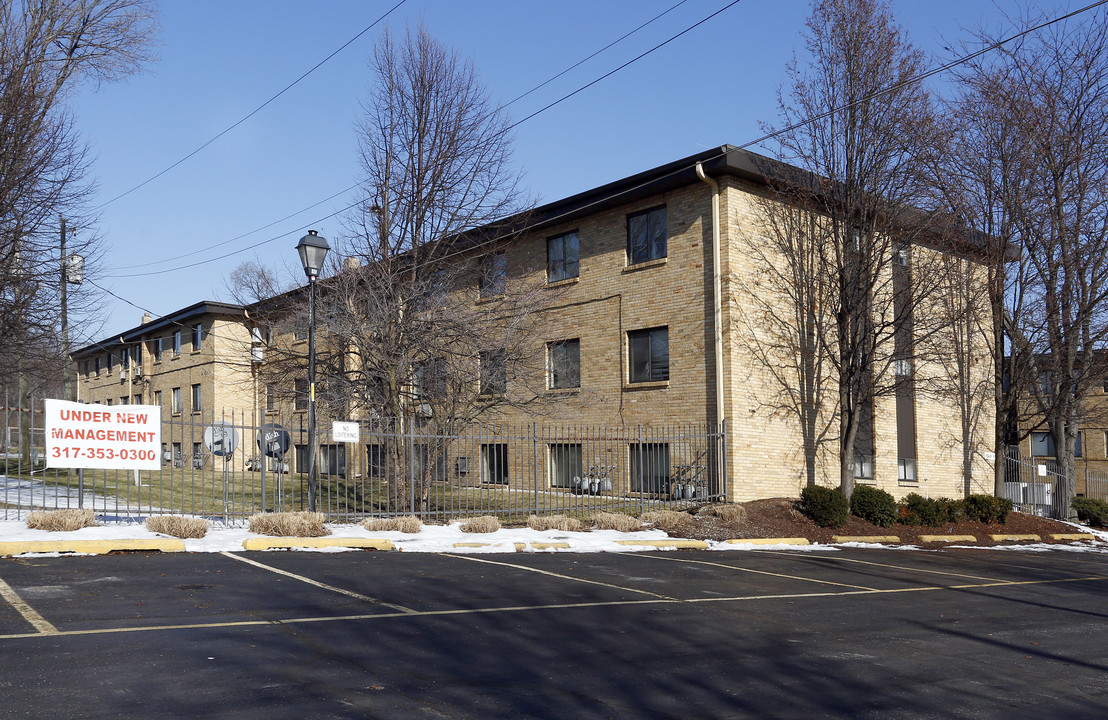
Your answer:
451,542 -> 494,548
241,538 -> 395,551
725,537 -> 810,546
1050,533 -> 1096,541
989,534 -> 1041,542
919,535 -> 978,543
614,539 -> 709,550
831,535 -> 901,544
514,542 -> 572,551
0,538 -> 186,556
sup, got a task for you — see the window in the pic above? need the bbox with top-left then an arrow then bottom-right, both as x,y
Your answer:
627,206 -> 666,264
479,350 -> 507,395
107,352 -> 113,372
548,339 -> 580,389
172,442 -> 182,465
121,347 -> 130,369
295,378 -> 308,410
133,343 -> 143,364
95,356 -> 101,374
898,458 -> 916,482
119,396 -> 128,405
478,252 -> 507,298
191,384 -> 201,412
171,387 -> 181,414
414,359 -> 447,402
266,383 -> 276,412
83,360 -> 91,376
481,443 -> 509,484
547,231 -> 579,282
154,337 -> 163,361
294,324 -> 307,341
630,442 -> 669,493
854,453 -> 874,480
549,444 -> 582,488
105,398 -> 112,406
173,331 -> 182,356
1076,432 -> 1083,458
154,390 -> 162,407
1031,432 -> 1056,458
366,445 -> 385,477
628,326 -> 669,383
192,323 -> 203,351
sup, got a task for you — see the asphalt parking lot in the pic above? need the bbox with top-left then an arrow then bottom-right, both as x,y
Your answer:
2,547 -> 1107,719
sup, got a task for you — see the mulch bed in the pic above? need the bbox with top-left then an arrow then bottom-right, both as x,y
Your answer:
661,498 -> 1094,546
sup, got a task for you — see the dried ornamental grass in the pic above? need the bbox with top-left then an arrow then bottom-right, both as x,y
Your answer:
640,510 -> 690,531
592,512 -> 643,532
145,515 -> 209,539
460,515 -> 501,533
528,514 -> 583,532
698,503 -> 748,523
248,512 -> 330,537
26,508 -> 97,532
363,516 -> 423,533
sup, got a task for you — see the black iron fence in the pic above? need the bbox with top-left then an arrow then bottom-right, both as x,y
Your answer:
2,393 -> 727,525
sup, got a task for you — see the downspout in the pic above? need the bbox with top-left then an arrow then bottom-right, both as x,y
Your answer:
695,162 -> 726,430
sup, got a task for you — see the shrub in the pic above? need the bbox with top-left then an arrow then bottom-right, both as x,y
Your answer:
248,512 -> 330,537
964,494 -> 1013,525
849,485 -> 897,528
1073,497 -> 1108,527
460,515 -> 501,533
899,494 -> 965,527
800,485 -> 849,528
527,514 -> 582,532
26,508 -> 97,532
640,510 -> 690,531
145,515 -> 208,539
363,516 -> 423,533
592,512 -> 643,532
697,503 -> 747,523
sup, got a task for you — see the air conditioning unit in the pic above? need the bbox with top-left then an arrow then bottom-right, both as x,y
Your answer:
251,345 -> 264,363
416,403 -> 433,418
133,366 -> 143,378
119,370 -> 127,382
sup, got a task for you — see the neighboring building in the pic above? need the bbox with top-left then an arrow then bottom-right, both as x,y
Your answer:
73,146 -> 997,501
1015,380 -> 1108,498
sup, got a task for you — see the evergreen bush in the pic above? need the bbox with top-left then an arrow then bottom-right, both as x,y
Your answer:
899,494 -> 965,527
849,485 -> 897,527
800,485 -> 849,528
964,494 -> 1013,524
1072,497 -> 1108,527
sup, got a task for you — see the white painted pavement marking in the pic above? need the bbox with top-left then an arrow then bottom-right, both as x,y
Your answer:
219,551 -> 417,614
632,553 -> 880,591
447,554 -> 681,600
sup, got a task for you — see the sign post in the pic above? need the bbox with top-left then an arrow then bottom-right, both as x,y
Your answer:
205,422 -> 240,522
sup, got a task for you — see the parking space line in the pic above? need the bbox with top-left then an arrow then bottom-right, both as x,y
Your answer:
219,552 -> 417,614
762,551 -> 1006,583
447,554 -> 680,600
0,576 -> 57,635
4,574 -> 1106,642
633,553 -> 880,590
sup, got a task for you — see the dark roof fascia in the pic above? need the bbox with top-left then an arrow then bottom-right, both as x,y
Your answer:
517,145 -> 779,235
73,301 -> 246,357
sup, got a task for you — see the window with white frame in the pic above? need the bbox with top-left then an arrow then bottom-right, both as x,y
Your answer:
191,384 -> 201,412
549,444 -> 582,488
171,387 -> 181,414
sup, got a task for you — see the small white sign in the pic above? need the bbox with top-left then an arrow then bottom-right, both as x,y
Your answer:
1037,464 -> 1048,477
984,451 -> 996,462
45,399 -> 161,470
332,421 -> 360,443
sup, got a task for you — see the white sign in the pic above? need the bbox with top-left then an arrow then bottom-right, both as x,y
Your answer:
45,399 -> 161,470
332,421 -> 360,443
983,451 -> 996,462
1037,464 -> 1048,477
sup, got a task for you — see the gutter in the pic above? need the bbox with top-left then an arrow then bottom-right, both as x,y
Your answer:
695,162 -> 726,429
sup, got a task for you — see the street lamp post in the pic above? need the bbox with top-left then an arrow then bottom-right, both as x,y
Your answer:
296,230 -> 329,512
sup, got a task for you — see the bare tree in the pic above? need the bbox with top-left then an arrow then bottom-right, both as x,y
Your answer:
0,0 -> 157,383
760,0 -> 953,498
254,24 -> 546,511
948,9 -> 1108,518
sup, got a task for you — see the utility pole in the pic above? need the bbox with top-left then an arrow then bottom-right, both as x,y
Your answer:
60,216 -> 70,401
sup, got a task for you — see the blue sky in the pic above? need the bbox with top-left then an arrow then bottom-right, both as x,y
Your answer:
72,0 -> 1034,342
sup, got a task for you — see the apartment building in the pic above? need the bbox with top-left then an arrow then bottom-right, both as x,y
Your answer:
73,146 -> 997,501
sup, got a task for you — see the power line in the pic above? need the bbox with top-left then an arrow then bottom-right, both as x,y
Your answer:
502,0 -> 690,109
506,0 -> 744,132
95,0 -> 407,210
